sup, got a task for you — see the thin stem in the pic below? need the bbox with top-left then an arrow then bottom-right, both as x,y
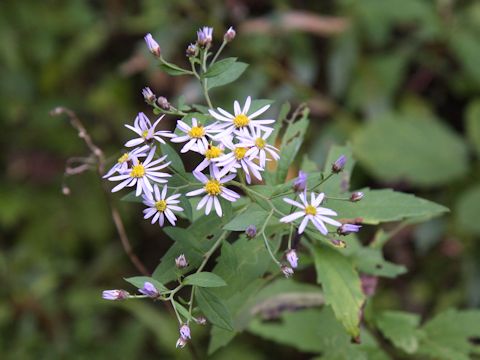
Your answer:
187,286 -> 195,323
200,48 -> 213,109
325,196 -> 351,201
210,40 -> 227,66
263,232 -> 281,266
197,231 -> 228,273
170,298 -> 183,324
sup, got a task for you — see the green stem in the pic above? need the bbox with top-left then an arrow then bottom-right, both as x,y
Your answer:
210,40 -> 227,66
170,298 -> 183,324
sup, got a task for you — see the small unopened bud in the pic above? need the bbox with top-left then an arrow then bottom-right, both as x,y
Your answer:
186,43 -> 197,57
285,249 -> 299,268
175,254 -> 188,269
337,224 -> 362,236
350,192 -> 364,202
330,239 -> 347,248
197,26 -> 213,47
224,26 -> 236,42
62,186 -> 71,196
281,265 -> 294,278
245,225 -> 257,239
332,155 -> 346,173
102,289 -> 129,301
179,324 -> 191,339
361,275 -> 378,297
142,87 -> 156,104
194,316 -> 207,325
144,33 -> 161,58
139,282 -> 159,298
157,96 -> 170,111
176,337 -> 188,349
293,171 -> 307,192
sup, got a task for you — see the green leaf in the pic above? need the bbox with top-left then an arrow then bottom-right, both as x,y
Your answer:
207,62 -> 248,90
352,115 -> 468,186
124,276 -> 168,292
203,57 -> 237,78
160,142 -> 185,173
328,188 -> 449,225
196,288 -> 233,331
310,244 -> 365,337
465,99 -> 480,158
173,300 -> 193,322
163,226 -> 203,253
120,191 -> 142,203
455,185 -> 480,235
353,247 -> 407,278
158,62 -> 191,76
223,203 -> 270,231
376,311 -> 421,354
183,272 -> 227,287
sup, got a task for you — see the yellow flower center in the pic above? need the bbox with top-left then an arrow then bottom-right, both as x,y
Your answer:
233,114 -> 250,128
118,153 -> 129,163
205,179 -> 221,196
234,147 -> 248,160
142,130 -> 149,139
155,200 -> 167,212
205,145 -> 222,159
130,164 -> 145,178
255,137 -> 266,149
188,126 -> 205,138
305,205 -> 317,216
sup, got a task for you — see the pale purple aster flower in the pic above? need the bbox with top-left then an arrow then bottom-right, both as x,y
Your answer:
144,33 -> 161,57
107,147 -> 171,196
124,112 -> 174,147
142,87 -> 156,104
170,117 -> 222,153
103,145 -> 150,178
102,289 -> 129,300
194,143 -> 226,174
209,96 -> 275,138
175,254 -> 188,269
139,281 -> 159,298
281,265 -> 294,278
235,125 -> 279,168
350,191 -> 364,202
337,223 -> 362,235
142,184 -> 183,227
176,337 -> 187,349
245,225 -> 257,239
224,26 -> 236,42
292,170 -> 307,192
285,249 -> 299,268
197,26 -> 213,46
186,170 -> 240,217
332,155 -> 347,173
179,324 -> 191,339
186,43 -> 197,57
280,192 -> 342,235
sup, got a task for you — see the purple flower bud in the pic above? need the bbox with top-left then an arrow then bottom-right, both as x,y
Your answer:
285,249 -> 299,268
142,87 -> 156,104
139,281 -> 159,298
332,155 -> 346,173
361,275 -> 378,297
194,316 -> 207,325
144,33 -> 161,58
179,323 -> 191,339
337,224 -> 362,236
156,96 -> 170,110
186,43 -> 197,57
245,225 -> 257,239
176,337 -> 188,349
293,171 -> 307,192
330,239 -> 347,248
281,265 -> 294,278
350,191 -> 364,202
175,254 -> 189,269
197,26 -> 213,47
224,26 -> 236,42
102,289 -> 129,301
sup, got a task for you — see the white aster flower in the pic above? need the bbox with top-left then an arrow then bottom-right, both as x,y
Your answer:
186,171 -> 239,217
208,96 -> 275,138
213,142 -> 263,184
142,185 -> 183,226
280,192 -> 341,235
124,112 -> 173,147
103,145 -> 150,178
235,126 -> 280,168
108,147 -> 171,196
170,117 -> 221,153
194,143 -> 226,173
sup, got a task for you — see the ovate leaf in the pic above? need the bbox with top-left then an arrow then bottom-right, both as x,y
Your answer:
196,288 -> 233,331
207,62 -> 248,90
183,272 -> 227,287
455,185 -> 480,235
376,310 -> 421,354
203,57 -> 237,78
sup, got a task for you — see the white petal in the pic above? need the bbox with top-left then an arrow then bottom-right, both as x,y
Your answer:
248,104 -> 270,119
280,211 -> 305,223
213,196 -> 222,217
298,216 -> 310,234
243,96 -> 251,114
283,198 -> 305,209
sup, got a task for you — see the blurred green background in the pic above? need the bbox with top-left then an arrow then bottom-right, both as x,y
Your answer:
1,0 -> 480,358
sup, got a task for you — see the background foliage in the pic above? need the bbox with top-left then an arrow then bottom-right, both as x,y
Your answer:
1,0 -> 480,358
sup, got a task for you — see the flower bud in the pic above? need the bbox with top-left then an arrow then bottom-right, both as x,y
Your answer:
175,254 -> 189,269
156,96 -> 170,111
197,26 -> 213,47
293,171 -> 307,192
144,33 -> 161,58
142,87 -> 156,104
245,225 -> 257,239
179,324 -> 191,339
332,155 -> 346,173
194,316 -> 207,325
62,186 -> 71,196
330,239 -> 347,248
285,249 -> 299,269
186,43 -> 197,57
350,191 -> 364,202
102,289 -> 129,301
281,265 -> 294,278
224,26 -> 236,42
337,224 -> 362,236
176,337 -> 188,349
139,281 -> 159,298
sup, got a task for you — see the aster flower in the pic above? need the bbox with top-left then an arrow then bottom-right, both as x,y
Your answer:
208,96 -> 275,138
280,192 -> 342,235
108,147 -> 171,196
179,324 -> 191,340
176,337 -> 187,349
170,118 -> 221,153
142,87 -> 155,104
102,289 -> 129,300
293,170 -> 307,192
197,26 -> 213,46
142,185 -> 183,227
224,26 -> 236,42
245,225 -> 257,239
285,249 -> 299,268
124,112 -> 174,147
186,170 -> 240,217
337,223 -> 362,235
332,154 -> 346,173
194,143 -> 226,173
235,126 -> 279,168
144,33 -> 161,58
139,282 -> 159,298
281,265 -> 294,278
175,254 -> 188,269
103,145 -> 150,178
